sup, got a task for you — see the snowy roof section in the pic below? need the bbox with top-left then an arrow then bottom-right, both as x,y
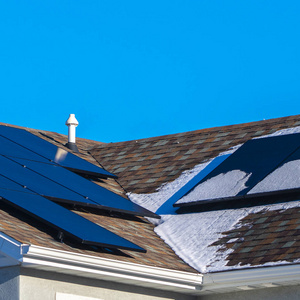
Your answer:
128,126 -> 300,273
176,129 -> 300,206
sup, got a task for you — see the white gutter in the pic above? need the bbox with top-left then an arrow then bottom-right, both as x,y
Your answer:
21,245 -> 203,294
202,264 -> 300,294
1,234 -> 300,296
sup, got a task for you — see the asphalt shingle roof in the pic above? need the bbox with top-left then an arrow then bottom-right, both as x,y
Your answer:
90,115 -> 300,194
213,206 -> 300,267
1,115 -> 300,273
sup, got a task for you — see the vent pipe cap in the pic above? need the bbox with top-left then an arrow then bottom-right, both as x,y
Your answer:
65,114 -> 79,153
66,114 -> 79,127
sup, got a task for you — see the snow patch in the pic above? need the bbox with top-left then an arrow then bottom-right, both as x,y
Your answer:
128,145 -> 241,216
154,200 -> 300,273
128,126 -> 300,273
249,159 -> 300,193
177,170 -> 251,204
128,161 -> 212,218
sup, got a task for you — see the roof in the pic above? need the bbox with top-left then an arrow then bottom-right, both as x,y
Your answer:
1,115 -> 300,278
215,205 -> 300,267
90,115 -> 300,194
0,122 -> 194,273
123,118 -> 300,273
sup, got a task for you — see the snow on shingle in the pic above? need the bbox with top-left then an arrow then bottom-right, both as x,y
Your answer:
128,126 -> 300,273
128,160 -> 213,217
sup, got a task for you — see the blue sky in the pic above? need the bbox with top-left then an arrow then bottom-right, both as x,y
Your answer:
0,1 -> 299,142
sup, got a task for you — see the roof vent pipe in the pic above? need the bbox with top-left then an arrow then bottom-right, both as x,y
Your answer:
65,114 -> 79,153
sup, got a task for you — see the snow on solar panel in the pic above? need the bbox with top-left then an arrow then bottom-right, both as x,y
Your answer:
249,147 -> 300,194
175,133 -> 300,207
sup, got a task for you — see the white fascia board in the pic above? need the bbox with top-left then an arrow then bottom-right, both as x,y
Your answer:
203,264 -> 300,293
21,245 -> 203,293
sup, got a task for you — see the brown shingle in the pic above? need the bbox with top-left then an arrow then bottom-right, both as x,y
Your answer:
89,115 -> 300,194
213,206 -> 300,267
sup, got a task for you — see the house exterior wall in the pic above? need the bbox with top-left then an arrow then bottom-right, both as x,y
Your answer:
19,268 -> 195,300
4,265 -> 300,300
197,284 -> 300,300
0,266 -> 20,300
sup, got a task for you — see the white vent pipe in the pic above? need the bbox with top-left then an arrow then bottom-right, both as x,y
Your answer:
66,114 -> 79,144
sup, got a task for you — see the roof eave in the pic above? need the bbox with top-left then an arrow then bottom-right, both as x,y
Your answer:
202,264 -> 300,295
1,233 -> 300,296
21,245 -> 203,294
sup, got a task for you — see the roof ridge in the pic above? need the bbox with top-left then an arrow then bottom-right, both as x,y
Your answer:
91,114 -> 300,147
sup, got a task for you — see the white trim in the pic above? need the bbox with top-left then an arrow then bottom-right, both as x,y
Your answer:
22,245 -> 203,293
0,232 -> 29,267
202,264 -> 300,294
1,233 -> 300,295
56,292 -> 102,300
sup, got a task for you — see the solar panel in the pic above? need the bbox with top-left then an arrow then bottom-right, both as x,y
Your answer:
0,188 -> 145,252
0,135 -> 49,163
9,157 -> 160,219
0,173 -> 37,194
174,133 -> 300,207
249,146 -> 300,194
0,155 -> 102,206
0,125 -> 116,178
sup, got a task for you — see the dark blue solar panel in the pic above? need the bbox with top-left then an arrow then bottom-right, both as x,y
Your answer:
0,173 -> 37,194
175,133 -> 300,207
0,155 -> 99,206
0,135 -> 50,163
9,157 -> 159,219
0,188 -> 145,252
0,125 -> 116,178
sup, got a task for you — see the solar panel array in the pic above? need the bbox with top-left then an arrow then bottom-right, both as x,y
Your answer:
0,125 -> 159,252
174,133 -> 300,208
0,125 -> 117,178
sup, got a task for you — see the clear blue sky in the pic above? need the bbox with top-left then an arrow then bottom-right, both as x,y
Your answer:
0,1 -> 299,142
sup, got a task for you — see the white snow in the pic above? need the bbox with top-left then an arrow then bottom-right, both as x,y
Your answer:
128,161 -> 210,216
128,126 -> 300,273
128,146 -> 240,216
249,159 -> 300,193
177,170 -> 251,204
154,201 -> 300,273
